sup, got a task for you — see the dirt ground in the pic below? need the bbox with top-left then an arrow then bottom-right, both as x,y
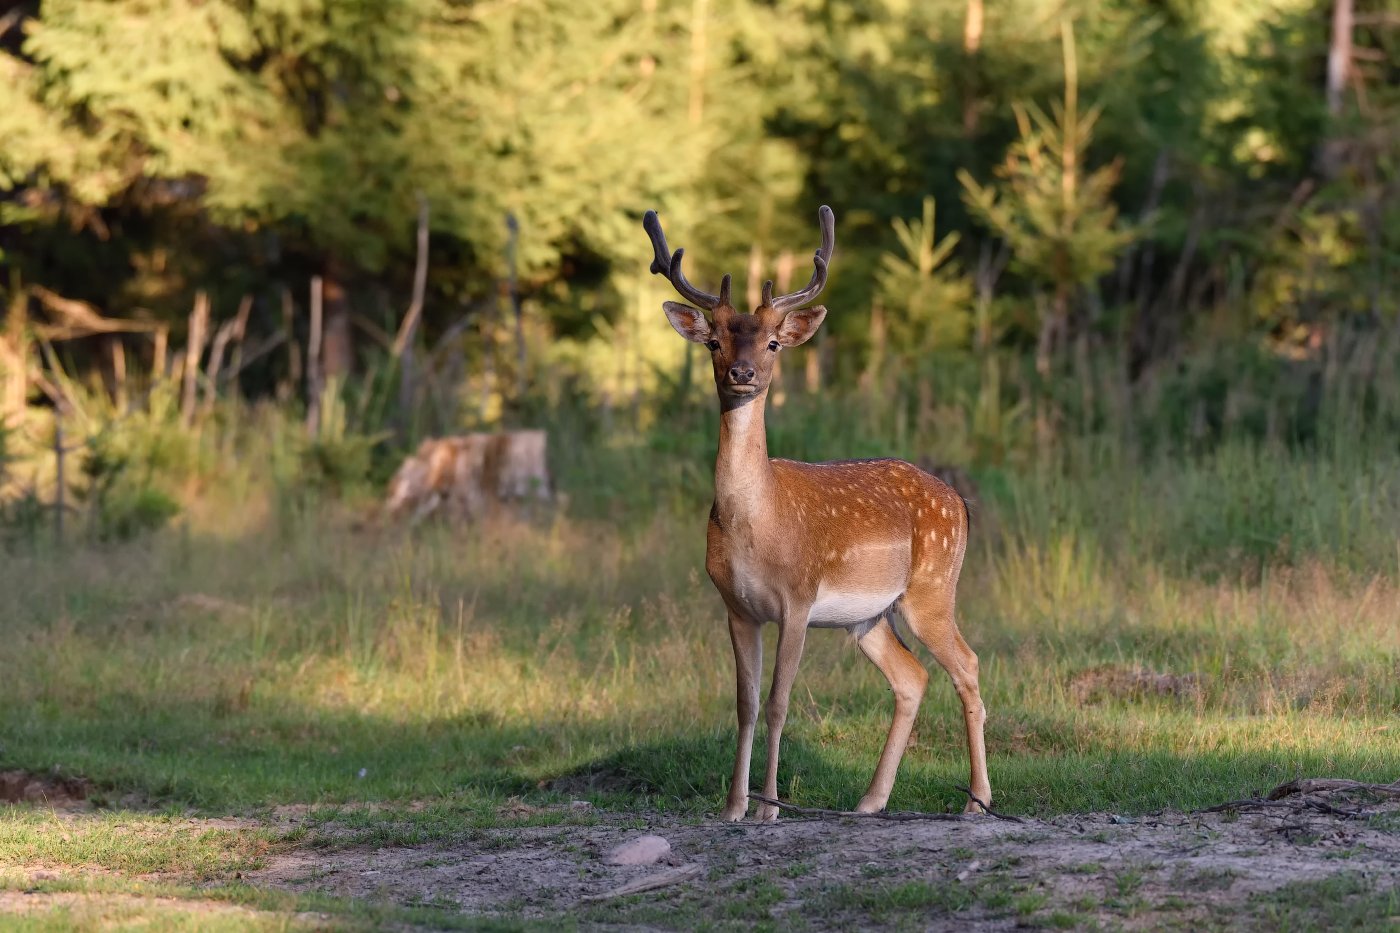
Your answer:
251,791 -> 1400,929
6,768 -> 1398,929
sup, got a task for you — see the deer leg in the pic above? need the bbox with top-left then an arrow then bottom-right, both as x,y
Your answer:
854,617 -> 929,813
900,584 -> 991,813
722,610 -> 763,822
756,617 -> 809,822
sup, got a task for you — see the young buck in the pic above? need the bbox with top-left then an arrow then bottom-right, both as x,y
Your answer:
643,205 -> 990,821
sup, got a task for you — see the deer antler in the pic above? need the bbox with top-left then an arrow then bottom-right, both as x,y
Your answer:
643,210 -> 729,310
771,205 -> 836,312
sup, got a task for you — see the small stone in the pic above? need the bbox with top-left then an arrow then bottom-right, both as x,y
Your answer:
604,834 -> 671,866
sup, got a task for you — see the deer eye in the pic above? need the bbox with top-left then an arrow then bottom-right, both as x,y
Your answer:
768,340 -> 781,352
706,339 -> 720,351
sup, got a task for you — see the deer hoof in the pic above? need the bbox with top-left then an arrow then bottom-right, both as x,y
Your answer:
855,795 -> 887,814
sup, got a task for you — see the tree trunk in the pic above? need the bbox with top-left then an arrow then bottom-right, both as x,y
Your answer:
320,260 -> 354,382
2,288 -> 28,420
306,276 -> 323,435
396,196 -> 431,437
1319,0 -> 1354,178
505,213 -> 525,402
688,0 -> 709,125
962,0 -> 984,135
180,291 -> 209,427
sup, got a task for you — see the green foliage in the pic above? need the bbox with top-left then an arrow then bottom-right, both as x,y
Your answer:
299,380 -> 389,495
877,197 -> 975,356
94,485 -> 182,542
0,488 -> 48,549
959,23 -> 1137,303
3,0 -> 1382,369
78,432 -> 182,541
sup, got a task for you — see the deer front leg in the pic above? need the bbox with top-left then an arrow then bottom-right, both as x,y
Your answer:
756,616 -> 809,822
722,611 -> 763,822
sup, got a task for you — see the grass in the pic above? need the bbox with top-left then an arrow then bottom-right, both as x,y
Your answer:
2,389 -> 1399,927
0,809 -> 280,879
1245,873 -> 1400,931
4,470 -> 1395,819
0,871 -> 543,932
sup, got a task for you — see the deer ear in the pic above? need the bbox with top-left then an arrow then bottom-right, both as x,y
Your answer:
777,305 -> 827,347
663,301 -> 713,343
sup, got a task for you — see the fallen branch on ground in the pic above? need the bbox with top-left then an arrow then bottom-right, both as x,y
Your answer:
1197,797 -> 1367,818
747,793 -> 1022,823
952,784 -> 1024,823
1198,777 -> 1400,819
1267,778 -> 1400,800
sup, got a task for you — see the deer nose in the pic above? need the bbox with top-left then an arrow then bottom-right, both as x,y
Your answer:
729,364 -> 756,384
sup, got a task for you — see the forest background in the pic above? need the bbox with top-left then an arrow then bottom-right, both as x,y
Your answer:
2,2 -> 1400,927
0,0 -> 1395,474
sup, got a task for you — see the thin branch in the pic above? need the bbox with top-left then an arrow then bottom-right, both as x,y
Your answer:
392,194 -> 431,358
217,332 -> 285,387
30,286 -> 157,339
0,9 -> 25,39
352,313 -> 395,352
953,785 -> 1025,822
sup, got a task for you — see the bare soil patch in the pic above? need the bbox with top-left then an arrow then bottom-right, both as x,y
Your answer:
251,794 -> 1400,929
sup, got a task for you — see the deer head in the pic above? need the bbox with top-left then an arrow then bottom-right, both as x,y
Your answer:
644,206 -> 835,402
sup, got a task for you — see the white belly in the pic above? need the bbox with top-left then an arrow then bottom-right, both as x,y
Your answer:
808,581 -> 902,626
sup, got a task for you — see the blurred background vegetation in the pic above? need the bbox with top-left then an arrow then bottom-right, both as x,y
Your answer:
0,1 -> 1398,845
0,0 -> 1397,538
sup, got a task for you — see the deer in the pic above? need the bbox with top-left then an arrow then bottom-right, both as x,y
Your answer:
643,205 -> 991,822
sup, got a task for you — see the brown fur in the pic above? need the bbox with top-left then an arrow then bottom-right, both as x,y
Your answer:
647,205 -> 990,821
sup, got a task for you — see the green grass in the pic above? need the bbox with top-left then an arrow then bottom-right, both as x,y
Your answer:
0,809 -> 279,879
3,470 -> 1395,820
0,872 -> 546,932
2,395 -> 1400,927
1245,873 -> 1400,931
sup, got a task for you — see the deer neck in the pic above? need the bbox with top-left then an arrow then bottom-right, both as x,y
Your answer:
714,392 -> 775,529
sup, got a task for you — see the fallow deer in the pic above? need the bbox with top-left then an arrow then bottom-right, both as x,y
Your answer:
643,205 -> 990,821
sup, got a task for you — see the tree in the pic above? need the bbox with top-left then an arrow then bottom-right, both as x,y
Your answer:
876,197 -> 974,361
959,21 -> 1136,377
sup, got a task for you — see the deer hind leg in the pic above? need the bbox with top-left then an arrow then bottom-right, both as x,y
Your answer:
854,616 -> 929,813
722,610 -> 763,822
898,581 -> 992,813
755,617 -> 809,822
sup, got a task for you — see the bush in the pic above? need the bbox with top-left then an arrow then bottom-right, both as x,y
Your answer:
94,485 -> 180,541
79,432 -> 181,542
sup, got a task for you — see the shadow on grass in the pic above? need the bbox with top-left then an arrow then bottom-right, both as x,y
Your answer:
553,731 -> 1400,818
6,684 -> 1400,822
